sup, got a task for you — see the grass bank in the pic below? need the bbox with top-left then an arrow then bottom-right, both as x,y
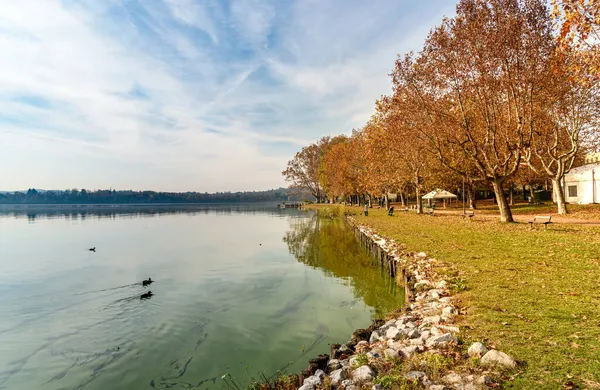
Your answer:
308,204 -> 600,389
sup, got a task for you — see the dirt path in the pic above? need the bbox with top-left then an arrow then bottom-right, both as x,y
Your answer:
432,209 -> 600,226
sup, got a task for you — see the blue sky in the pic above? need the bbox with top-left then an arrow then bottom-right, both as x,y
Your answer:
0,0 -> 455,192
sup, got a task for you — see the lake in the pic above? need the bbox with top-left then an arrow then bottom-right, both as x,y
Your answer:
0,205 -> 404,390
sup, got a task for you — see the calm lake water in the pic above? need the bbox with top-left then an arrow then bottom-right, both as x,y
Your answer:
0,205 -> 404,390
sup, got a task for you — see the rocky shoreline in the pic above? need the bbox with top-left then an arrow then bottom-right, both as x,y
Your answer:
287,217 -> 517,390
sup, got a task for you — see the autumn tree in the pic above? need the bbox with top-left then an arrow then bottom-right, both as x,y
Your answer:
283,136 -> 337,202
392,0 -> 558,222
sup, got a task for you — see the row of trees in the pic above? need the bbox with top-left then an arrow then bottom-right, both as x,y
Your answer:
0,188 -> 300,204
283,0 -> 599,222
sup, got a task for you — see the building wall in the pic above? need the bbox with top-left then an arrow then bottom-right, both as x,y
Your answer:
563,163 -> 600,204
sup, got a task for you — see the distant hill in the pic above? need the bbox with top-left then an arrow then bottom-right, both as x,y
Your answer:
0,187 -> 314,204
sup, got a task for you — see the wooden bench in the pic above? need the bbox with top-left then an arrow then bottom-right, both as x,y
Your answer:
528,215 -> 552,230
461,210 -> 475,220
387,206 -> 394,216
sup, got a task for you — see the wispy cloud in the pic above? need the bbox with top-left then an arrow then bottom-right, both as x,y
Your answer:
0,0 -> 455,191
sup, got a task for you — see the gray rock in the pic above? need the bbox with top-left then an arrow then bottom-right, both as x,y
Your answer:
340,359 -> 350,367
339,344 -> 351,353
442,372 -> 463,384
349,356 -> 360,367
303,374 -> 322,386
369,331 -> 382,344
477,375 -> 494,386
372,385 -> 383,390
384,348 -> 400,359
297,384 -> 315,390
425,333 -> 457,348
356,340 -> 369,348
366,351 -> 380,359
442,307 -> 454,317
400,345 -> 419,358
404,370 -> 426,381
346,386 -> 357,390
385,327 -> 401,340
468,342 -> 488,357
341,379 -> 353,387
481,350 -> 517,369
327,359 -> 342,371
329,369 -> 346,386
420,330 -> 431,341
423,315 -> 441,325
429,385 -> 450,390
429,289 -> 441,299
410,338 -> 424,346
405,321 -> 416,329
314,370 -> 326,380
408,329 -> 421,339
436,325 -> 460,333
417,252 -> 427,257
352,365 -> 375,382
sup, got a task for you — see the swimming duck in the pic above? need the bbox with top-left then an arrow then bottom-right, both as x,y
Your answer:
88,247 -> 96,252
140,291 -> 153,299
142,278 -> 153,287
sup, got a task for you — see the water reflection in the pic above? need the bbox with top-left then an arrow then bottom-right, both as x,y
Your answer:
0,206 -> 404,390
283,214 -> 404,319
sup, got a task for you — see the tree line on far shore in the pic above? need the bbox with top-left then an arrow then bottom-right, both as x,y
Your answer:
0,188 -> 304,204
283,0 -> 599,222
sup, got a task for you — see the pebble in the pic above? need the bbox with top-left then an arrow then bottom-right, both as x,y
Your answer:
426,333 -> 457,348
404,370 -> 426,381
384,348 -> 400,359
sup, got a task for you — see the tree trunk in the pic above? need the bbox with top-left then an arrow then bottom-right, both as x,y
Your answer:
529,186 -> 535,203
384,194 -> 389,210
552,178 -> 568,215
522,185 -> 527,201
509,183 -> 514,206
491,179 -> 514,223
416,186 -> 423,214
399,192 -> 405,207
468,185 -> 477,209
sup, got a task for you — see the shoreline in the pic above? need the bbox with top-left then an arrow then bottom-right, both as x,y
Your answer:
281,214 -> 515,390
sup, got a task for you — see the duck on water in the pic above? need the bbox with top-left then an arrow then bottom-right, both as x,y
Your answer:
142,278 -> 153,287
140,291 -> 153,299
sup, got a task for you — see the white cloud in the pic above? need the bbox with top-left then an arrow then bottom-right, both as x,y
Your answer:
0,0 -> 456,191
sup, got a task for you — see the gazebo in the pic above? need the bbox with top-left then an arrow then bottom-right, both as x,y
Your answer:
422,189 -> 458,207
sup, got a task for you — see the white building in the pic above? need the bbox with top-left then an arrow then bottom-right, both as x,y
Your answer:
562,162 -> 600,204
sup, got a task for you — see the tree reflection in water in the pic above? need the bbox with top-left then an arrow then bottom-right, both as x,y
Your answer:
283,214 -> 405,319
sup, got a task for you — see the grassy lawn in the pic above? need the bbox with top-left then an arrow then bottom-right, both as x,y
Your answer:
327,205 -> 600,389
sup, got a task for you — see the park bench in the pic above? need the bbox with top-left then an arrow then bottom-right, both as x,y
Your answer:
528,215 -> 552,230
387,206 -> 394,216
424,207 -> 434,215
461,210 -> 475,220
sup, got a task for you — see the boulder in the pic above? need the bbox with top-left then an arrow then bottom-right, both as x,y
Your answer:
366,351 -> 380,359
481,350 -> 517,369
425,333 -> 457,348
429,385 -> 450,390
423,315 -> 442,325
400,345 -> 419,358
404,371 -> 426,381
407,329 -> 421,339
385,327 -> 401,340
327,359 -> 342,372
442,307 -> 454,317
314,370 -> 325,380
410,338 -> 424,346
329,369 -> 346,386
384,348 -> 400,359
420,330 -> 431,341
298,384 -> 315,390
352,365 -> 375,382
467,342 -> 488,357
369,331 -> 382,344
442,372 -> 463,384
303,375 -> 322,387
476,375 -> 494,386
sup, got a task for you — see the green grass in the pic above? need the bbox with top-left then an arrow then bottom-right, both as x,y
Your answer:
347,207 -> 600,389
